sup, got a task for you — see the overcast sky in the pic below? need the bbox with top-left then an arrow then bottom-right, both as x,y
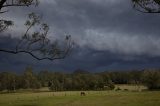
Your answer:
0,0 -> 160,73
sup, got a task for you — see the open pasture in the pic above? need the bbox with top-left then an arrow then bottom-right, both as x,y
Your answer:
0,90 -> 160,106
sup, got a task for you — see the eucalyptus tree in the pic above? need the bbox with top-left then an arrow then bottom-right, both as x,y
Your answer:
132,0 -> 160,13
0,0 -> 73,60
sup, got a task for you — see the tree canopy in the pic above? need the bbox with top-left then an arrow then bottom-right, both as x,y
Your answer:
132,0 -> 160,13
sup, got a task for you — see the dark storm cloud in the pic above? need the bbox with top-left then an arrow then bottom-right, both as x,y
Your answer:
1,0 -> 160,72
3,0 -> 160,56
36,0 -> 160,56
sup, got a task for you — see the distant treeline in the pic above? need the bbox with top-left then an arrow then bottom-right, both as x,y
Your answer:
0,68 -> 160,92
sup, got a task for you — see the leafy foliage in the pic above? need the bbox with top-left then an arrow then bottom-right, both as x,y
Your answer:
132,0 -> 160,13
142,70 -> 160,89
1,68 -> 160,91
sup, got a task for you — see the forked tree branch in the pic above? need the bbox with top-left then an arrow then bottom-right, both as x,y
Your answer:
0,12 -> 73,61
0,49 -> 70,60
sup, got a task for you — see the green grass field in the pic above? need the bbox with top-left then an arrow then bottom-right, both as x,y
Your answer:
0,90 -> 160,106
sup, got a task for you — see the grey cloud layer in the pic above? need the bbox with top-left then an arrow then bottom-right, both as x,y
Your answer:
37,0 -> 160,56
3,0 -> 160,57
1,0 -> 160,72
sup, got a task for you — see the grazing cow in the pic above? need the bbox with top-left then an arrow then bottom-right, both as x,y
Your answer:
80,92 -> 86,96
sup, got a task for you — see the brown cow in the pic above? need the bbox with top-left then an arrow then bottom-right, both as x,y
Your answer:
80,92 -> 86,96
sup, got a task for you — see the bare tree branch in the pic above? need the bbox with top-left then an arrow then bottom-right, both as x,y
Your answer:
0,49 -> 68,60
